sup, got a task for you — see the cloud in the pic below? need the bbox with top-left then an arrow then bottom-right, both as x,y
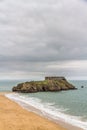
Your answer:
0,0 -> 87,79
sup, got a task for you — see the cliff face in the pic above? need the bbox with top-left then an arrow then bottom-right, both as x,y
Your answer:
12,77 -> 76,93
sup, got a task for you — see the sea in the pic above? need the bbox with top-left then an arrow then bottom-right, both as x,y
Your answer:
1,79 -> 87,130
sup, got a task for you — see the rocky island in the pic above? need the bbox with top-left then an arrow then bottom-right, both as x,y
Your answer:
12,77 -> 76,93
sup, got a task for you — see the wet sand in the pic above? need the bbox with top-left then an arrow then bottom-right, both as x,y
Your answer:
0,92 -> 82,130
0,93 -> 67,130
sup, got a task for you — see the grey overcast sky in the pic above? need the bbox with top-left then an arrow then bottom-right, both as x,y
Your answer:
0,0 -> 87,80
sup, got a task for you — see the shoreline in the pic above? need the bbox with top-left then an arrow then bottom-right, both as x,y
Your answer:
0,92 -> 66,130
0,92 -> 83,130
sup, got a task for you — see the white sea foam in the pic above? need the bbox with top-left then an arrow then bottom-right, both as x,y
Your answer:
5,93 -> 87,130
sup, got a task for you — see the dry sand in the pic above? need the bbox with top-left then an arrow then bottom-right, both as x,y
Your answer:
0,93 -> 67,130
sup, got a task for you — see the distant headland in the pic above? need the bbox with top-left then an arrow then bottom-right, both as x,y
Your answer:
12,76 -> 76,93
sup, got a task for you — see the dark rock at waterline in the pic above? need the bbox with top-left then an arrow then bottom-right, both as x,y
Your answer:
81,86 -> 84,88
12,77 -> 77,93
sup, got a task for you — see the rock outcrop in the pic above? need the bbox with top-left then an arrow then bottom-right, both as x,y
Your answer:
12,77 -> 76,93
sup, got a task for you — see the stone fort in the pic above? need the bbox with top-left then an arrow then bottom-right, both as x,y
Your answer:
45,76 -> 66,80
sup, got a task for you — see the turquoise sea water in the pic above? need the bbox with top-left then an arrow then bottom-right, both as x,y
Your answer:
1,80 -> 87,129
0,79 -> 28,92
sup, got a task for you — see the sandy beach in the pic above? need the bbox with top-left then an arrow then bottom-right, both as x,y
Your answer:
0,93 -> 67,130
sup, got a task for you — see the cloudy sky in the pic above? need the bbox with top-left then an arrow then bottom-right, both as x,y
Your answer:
0,0 -> 87,80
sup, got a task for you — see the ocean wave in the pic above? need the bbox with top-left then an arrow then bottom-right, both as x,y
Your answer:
5,93 -> 87,130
